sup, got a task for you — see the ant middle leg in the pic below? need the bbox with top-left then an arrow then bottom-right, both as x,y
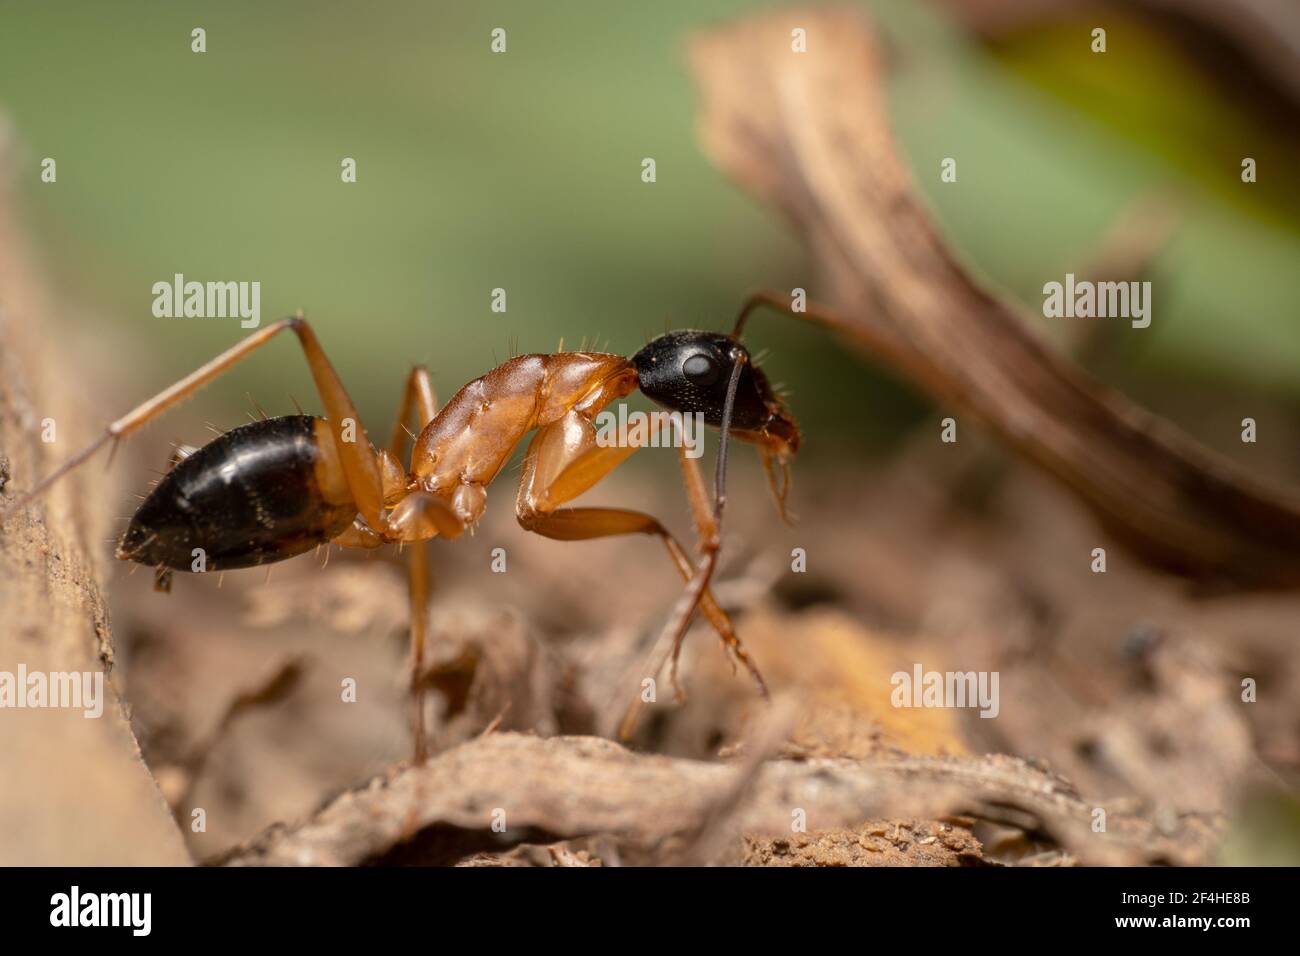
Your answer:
387,366 -> 439,764
329,364 -> 444,762
665,441 -> 767,698
379,483 -> 471,763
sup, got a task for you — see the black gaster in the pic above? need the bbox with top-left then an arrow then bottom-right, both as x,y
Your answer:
118,415 -> 357,572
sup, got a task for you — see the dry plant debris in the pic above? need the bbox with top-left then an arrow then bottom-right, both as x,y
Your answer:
218,732 -> 1219,867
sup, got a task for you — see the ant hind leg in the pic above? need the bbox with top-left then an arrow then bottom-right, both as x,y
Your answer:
1,316 -> 388,530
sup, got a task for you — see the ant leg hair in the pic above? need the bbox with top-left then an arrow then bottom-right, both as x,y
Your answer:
1,315 -> 387,530
164,442 -> 198,472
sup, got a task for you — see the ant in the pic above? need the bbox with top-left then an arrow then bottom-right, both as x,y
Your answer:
1,292 -> 806,762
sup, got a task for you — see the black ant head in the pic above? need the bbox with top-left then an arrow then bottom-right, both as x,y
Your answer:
632,330 -> 800,517
632,330 -> 800,454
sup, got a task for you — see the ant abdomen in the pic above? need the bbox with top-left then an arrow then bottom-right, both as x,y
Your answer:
117,415 -> 356,573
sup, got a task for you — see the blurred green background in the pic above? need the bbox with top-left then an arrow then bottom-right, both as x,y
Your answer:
1,0 -> 1297,467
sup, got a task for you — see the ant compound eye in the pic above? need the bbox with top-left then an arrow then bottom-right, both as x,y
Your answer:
682,351 -> 721,387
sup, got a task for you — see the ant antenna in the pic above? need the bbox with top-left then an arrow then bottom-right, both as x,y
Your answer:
713,346 -> 748,521
730,296 -> 767,339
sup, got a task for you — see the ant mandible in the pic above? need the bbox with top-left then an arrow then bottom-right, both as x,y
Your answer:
1,292 -> 804,762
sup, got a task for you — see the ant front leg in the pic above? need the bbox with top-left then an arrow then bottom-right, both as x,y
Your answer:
515,409 -> 765,713
666,441 -> 767,699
